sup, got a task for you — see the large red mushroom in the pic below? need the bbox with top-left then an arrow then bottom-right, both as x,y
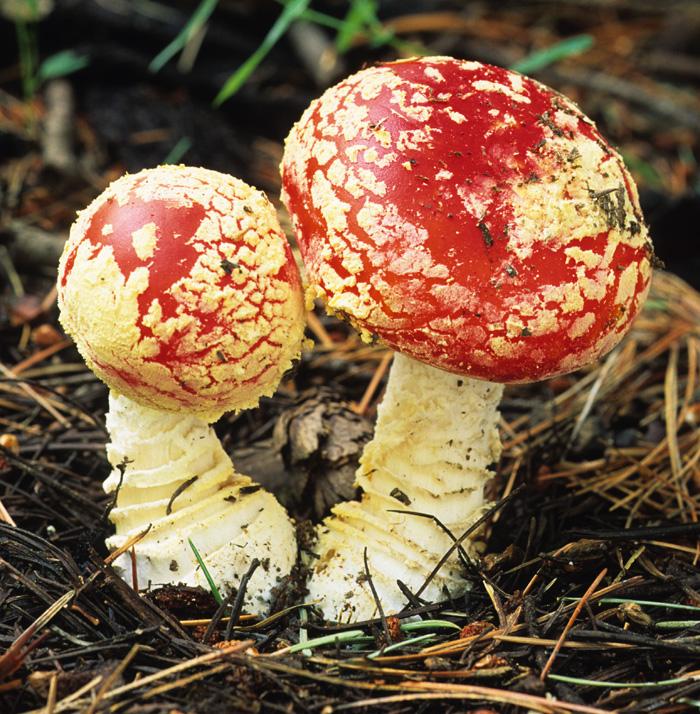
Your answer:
281,57 -> 653,621
59,165 -> 306,614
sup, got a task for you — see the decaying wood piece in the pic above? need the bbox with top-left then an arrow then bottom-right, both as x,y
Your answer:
273,388 -> 372,520
4,222 -> 66,269
42,80 -> 76,174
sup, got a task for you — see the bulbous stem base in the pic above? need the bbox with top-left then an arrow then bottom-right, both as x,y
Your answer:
306,354 -> 503,622
104,393 -> 296,616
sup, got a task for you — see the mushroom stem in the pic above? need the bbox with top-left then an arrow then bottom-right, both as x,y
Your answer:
104,393 -> 296,616
307,353 -> 503,622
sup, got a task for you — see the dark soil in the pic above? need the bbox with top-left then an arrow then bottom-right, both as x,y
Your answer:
1,1 -> 700,712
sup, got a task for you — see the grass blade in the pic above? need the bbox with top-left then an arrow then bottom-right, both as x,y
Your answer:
511,35 -> 594,75
401,619 -> 462,632
37,50 -> 89,83
162,136 -> 192,165
336,0 -> 377,53
295,7 -> 344,30
150,0 -> 220,73
548,673 -> 696,689
562,597 -> 700,612
188,537 -> 222,605
213,0 -> 311,106
655,620 -> 700,629
367,633 -> 435,660
286,629 -> 365,654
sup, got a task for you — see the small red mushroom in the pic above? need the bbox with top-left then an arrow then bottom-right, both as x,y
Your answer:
281,57 -> 653,621
60,164 -> 304,420
58,165 -> 306,613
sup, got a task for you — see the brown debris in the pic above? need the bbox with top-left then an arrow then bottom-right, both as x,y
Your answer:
0,2 -> 699,711
273,388 -> 372,520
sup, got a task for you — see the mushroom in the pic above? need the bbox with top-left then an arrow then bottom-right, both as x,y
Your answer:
58,165 -> 306,615
281,57 -> 654,621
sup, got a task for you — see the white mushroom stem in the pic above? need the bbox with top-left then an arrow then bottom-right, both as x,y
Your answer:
307,353 -> 503,622
103,393 -> 296,616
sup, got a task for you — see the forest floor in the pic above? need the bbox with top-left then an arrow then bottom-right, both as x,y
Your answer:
1,1 -> 700,712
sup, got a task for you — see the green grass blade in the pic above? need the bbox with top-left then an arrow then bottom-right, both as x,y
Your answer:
213,0 -> 311,106
336,0 -> 377,53
511,34 -> 594,75
273,1 -> 345,30
548,673 -> 693,689
401,619 -> 461,632
37,50 -> 89,83
334,0 -> 399,54
162,136 -> 192,164
621,152 -> 664,188
644,298 -> 669,312
286,629 -> 365,654
188,537 -> 223,604
16,21 -> 38,100
655,620 -> 700,629
367,633 -> 435,660
562,597 -> 700,612
295,7 -> 344,30
150,0 -> 220,73
298,606 -> 312,657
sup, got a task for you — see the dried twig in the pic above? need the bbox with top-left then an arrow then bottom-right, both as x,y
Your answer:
540,567 -> 608,680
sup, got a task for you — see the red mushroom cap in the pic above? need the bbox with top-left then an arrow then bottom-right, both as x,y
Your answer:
282,57 -> 653,382
58,165 -> 306,420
